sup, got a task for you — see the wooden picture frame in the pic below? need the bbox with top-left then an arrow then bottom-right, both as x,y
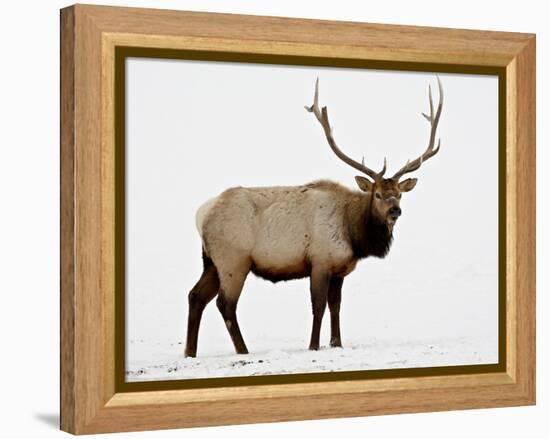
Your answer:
60,4 -> 535,434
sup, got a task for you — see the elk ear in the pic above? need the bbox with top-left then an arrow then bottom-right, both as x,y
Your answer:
398,178 -> 418,192
355,176 -> 374,192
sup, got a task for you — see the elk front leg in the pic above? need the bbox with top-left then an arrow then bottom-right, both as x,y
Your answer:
185,263 -> 219,358
328,276 -> 344,348
309,268 -> 330,351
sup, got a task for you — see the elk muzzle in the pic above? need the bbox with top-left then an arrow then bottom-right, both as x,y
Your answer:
388,206 -> 402,219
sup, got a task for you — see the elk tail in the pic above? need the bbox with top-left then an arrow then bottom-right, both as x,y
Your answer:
195,197 -> 217,238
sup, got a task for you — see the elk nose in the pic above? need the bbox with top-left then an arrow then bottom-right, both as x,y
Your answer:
389,207 -> 402,218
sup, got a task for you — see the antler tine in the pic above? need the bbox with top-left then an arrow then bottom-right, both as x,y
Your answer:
305,78 -> 386,181
392,76 -> 444,180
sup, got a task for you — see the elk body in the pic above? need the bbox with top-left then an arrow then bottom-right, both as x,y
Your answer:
185,78 -> 444,357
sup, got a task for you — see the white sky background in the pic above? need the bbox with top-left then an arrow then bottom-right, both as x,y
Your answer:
126,58 -> 499,366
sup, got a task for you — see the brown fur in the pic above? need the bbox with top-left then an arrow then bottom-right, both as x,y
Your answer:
185,177 -> 415,356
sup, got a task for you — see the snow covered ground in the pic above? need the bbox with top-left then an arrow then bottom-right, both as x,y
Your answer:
125,255 -> 499,382
126,335 -> 496,382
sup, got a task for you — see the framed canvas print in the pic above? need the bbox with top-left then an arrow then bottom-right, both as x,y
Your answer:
60,4 -> 536,434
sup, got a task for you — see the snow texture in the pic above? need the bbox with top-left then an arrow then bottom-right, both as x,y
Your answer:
127,337 -> 496,382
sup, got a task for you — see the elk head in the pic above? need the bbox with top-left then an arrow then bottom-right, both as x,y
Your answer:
305,77 -> 444,232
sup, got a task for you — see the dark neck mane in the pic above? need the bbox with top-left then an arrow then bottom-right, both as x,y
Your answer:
347,194 -> 393,259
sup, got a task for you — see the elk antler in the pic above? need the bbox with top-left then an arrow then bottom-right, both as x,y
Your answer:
392,77 -> 444,180
305,78 -> 387,181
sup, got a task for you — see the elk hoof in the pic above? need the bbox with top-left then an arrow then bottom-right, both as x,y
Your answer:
330,339 -> 343,348
309,344 -> 320,351
184,348 -> 196,358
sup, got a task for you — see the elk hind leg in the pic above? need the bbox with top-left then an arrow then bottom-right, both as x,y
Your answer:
309,268 -> 330,351
328,276 -> 344,348
184,254 -> 220,358
216,265 -> 250,354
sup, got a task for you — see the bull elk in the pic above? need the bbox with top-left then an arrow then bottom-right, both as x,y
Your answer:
185,77 -> 444,357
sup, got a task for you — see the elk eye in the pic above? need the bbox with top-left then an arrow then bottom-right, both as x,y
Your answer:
375,193 -> 382,199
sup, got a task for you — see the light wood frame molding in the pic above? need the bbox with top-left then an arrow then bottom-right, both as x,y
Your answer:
60,4 -> 536,434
